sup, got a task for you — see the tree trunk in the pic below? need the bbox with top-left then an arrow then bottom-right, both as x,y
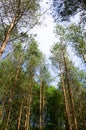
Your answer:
59,64 -> 72,130
42,83 -> 45,110
0,98 -> 5,119
39,80 -> 45,130
62,50 -> 77,130
0,14 -> 18,57
25,82 -> 32,130
5,105 -> 12,130
39,81 -> 42,130
17,101 -> 23,130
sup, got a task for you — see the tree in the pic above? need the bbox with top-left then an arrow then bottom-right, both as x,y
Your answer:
0,42 -> 26,130
39,61 -> 52,130
67,23 -> 86,63
0,0 -> 40,57
50,42 -> 73,130
25,38 -> 43,130
70,69 -> 86,130
50,24 -> 78,130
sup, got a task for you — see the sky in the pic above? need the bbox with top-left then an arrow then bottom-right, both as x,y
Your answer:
30,0 -> 57,57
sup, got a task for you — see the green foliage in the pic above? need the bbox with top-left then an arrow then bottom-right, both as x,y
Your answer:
0,23 -> 86,129
26,39 -> 43,73
54,23 -> 86,63
45,87 -> 65,130
50,42 -> 66,67
39,61 -> 52,85
67,23 -> 86,62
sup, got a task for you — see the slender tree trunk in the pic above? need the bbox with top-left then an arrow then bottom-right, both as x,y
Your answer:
0,103 -> 4,118
39,80 -> 45,130
42,83 -> 45,110
62,50 -> 77,130
5,105 -> 12,130
26,95 -> 31,130
59,64 -> 72,130
24,67 -> 34,130
17,101 -> 23,130
79,101 -> 86,129
39,81 -> 42,130
0,96 -> 6,120
42,82 -> 45,130
0,102 -> 5,130
25,82 -> 32,130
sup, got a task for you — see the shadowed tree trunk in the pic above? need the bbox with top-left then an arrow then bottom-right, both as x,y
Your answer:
39,78 -> 45,130
39,81 -> 44,130
5,103 -> 12,130
62,49 -> 77,130
25,77 -> 32,130
17,101 -> 23,130
39,80 -> 42,130
59,64 -> 72,130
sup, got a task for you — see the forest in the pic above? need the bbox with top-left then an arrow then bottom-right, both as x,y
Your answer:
0,0 -> 86,130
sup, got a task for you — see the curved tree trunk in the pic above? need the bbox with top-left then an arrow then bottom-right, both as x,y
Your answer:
0,13 -> 20,57
0,0 -> 22,57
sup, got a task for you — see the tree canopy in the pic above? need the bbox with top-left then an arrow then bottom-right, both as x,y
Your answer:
52,0 -> 86,21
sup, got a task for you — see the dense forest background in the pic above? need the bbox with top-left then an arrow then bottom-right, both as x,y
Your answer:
0,0 -> 86,130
